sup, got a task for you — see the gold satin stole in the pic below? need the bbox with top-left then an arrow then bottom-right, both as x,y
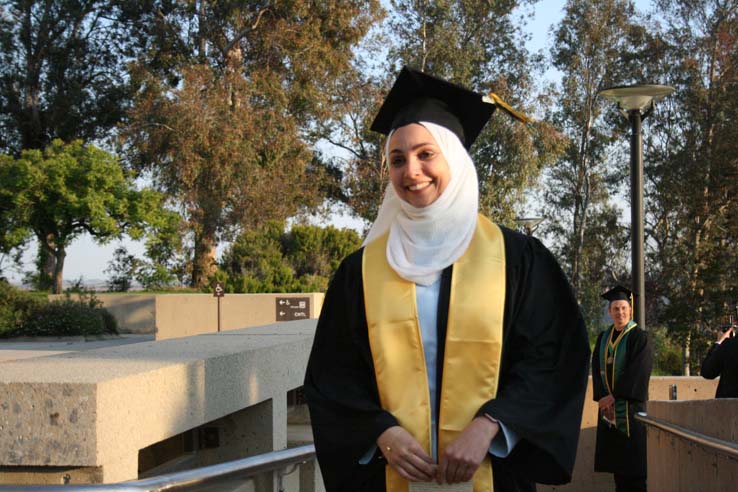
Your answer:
363,215 -> 506,492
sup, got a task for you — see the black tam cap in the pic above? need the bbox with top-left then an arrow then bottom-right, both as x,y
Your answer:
601,285 -> 633,303
370,66 -> 496,149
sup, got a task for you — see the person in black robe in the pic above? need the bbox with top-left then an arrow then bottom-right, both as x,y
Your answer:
303,67 -> 590,492
591,286 -> 653,492
701,322 -> 738,398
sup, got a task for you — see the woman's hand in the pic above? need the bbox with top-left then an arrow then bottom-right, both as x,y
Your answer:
437,416 -> 499,484
377,426 -> 436,482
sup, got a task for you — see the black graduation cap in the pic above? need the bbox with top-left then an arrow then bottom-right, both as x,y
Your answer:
370,66 -> 496,149
601,285 -> 633,303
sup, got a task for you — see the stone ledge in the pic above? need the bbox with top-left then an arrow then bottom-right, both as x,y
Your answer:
0,319 -> 316,483
0,334 -> 124,343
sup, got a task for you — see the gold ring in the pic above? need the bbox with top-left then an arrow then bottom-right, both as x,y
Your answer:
385,446 -> 391,452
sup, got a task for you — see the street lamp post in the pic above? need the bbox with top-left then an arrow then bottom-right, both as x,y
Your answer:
598,85 -> 674,331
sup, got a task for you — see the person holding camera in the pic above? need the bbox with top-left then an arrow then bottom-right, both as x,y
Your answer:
701,321 -> 738,398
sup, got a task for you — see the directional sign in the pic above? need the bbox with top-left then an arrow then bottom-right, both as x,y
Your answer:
213,281 -> 225,298
276,297 -> 310,321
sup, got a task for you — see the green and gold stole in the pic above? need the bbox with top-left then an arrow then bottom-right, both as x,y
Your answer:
362,215 -> 505,492
598,320 -> 637,436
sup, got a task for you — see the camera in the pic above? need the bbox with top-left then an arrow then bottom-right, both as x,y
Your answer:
720,312 -> 737,336
718,323 -> 735,334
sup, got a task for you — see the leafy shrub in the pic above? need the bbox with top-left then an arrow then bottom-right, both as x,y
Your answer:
220,222 -> 361,293
105,246 -> 137,292
98,307 -> 118,334
0,280 -> 43,336
651,325 -> 683,376
0,281 -> 118,337
136,262 -> 178,291
656,348 -> 682,376
17,300 -> 106,337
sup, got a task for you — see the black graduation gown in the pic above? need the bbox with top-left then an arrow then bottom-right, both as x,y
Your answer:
701,336 -> 738,398
304,226 -> 590,492
591,326 -> 653,478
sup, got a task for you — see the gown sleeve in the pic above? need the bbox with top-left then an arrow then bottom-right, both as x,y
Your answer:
591,332 -> 607,401
612,328 -> 652,402
303,250 -> 397,491
476,230 -> 590,485
701,343 -> 723,379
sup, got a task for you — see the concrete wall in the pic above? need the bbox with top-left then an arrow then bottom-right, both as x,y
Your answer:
49,293 -> 157,334
539,376 -> 719,492
646,399 -> 738,492
0,320 -> 318,490
155,293 -> 324,340
50,293 -> 324,340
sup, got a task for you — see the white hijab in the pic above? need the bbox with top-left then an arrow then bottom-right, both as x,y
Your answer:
363,121 -> 479,285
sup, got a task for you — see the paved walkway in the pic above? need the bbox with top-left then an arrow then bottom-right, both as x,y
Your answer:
0,334 -> 155,363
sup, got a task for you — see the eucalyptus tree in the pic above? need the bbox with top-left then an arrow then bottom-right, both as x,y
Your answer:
644,0 -> 738,374
0,0 -> 147,154
123,1 -> 383,288
0,0 -> 155,283
308,57 -> 390,226
544,0 -> 646,329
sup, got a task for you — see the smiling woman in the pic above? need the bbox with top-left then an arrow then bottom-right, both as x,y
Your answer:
387,124 -> 451,208
304,66 -> 590,492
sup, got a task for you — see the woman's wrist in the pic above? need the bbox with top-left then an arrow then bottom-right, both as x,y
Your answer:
475,414 -> 500,441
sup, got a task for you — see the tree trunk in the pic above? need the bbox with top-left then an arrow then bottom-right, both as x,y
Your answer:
38,234 -> 57,291
52,246 -> 66,294
39,240 -> 56,290
197,0 -> 207,60
682,332 -> 691,376
191,228 -> 217,289
21,3 -> 44,150
572,173 -> 590,296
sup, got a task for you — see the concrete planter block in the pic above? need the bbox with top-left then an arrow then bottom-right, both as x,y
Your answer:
0,320 -> 316,488
48,293 -> 324,341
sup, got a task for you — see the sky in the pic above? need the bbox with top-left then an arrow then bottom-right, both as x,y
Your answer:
4,0 -> 654,287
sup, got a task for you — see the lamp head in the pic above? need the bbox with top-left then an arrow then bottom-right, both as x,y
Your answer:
514,217 -> 544,234
598,84 -> 675,115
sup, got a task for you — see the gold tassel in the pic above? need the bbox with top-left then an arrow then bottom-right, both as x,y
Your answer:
483,92 -> 535,124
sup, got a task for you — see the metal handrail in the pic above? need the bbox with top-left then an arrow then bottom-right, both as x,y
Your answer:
0,444 -> 316,492
635,411 -> 738,459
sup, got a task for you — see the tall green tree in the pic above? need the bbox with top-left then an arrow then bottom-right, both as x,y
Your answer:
544,0 -> 643,329
0,0 -> 164,284
283,223 -> 363,282
0,170 -> 29,271
0,140 -> 175,293
645,0 -> 738,374
313,64 -> 389,225
220,222 -> 361,293
0,0 -> 146,153
123,0 -> 383,288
